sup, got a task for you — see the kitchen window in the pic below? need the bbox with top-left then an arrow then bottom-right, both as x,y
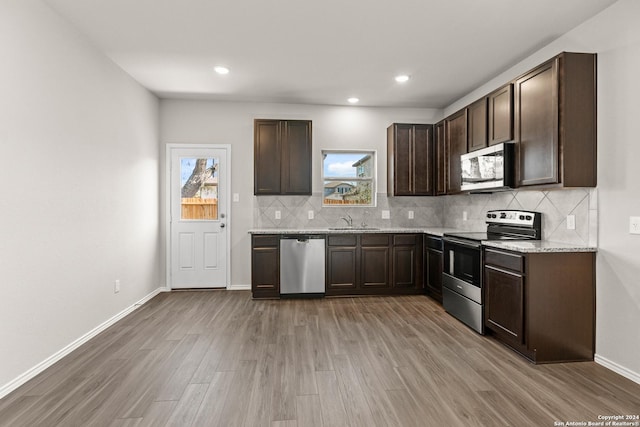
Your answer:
322,150 -> 376,207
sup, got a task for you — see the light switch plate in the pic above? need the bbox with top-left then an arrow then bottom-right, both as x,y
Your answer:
567,215 -> 576,230
233,193 -> 239,202
275,210 -> 281,220
381,210 -> 390,219
308,210 -> 314,220
408,210 -> 414,219
630,216 -> 640,234
463,211 -> 468,221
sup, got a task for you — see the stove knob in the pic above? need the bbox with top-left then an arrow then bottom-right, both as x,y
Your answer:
486,213 -> 491,218
519,215 -> 524,220
526,215 -> 533,220
500,212 -> 507,219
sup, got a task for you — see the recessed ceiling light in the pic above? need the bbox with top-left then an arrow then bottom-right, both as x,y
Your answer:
395,74 -> 410,83
348,97 -> 359,104
214,66 -> 230,75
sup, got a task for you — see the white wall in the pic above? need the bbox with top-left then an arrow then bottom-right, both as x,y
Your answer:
443,0 -> 640,381
0,0 -> 160,390
160,101 -> 440,286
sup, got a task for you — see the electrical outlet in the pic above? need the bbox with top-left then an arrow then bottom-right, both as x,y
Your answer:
381,210 -> 390,219
275,210 -> 281,220
567,215 -> 576,230
233,193 -> 239,202
463,211 -> 468,221
408,210 -> 414,219
308,210 -> 314,220
114,280 -> 120,294
630,216 -> 640,234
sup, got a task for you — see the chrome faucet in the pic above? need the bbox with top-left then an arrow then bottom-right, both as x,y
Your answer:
341,214 -> 353,227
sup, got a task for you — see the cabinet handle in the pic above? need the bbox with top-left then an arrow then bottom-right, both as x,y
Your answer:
485,264 -> 522,277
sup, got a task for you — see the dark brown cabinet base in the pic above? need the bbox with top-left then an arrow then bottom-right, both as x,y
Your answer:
424,235 -> 443,303
484,248 -> 595,363
251,235 -> 280,299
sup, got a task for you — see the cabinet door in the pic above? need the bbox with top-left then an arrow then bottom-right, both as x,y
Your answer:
488,84 -> 513,145
361,246 -> 390,288
413,125 -> 434,195
251,236 -> 280,298
515,59 -> 559,187
484,265 -> 525,346
434,121 -> 447,196
254,120 -> 282,194
389,124 -> 413,196
282,120 -> 312,195
425,248 -> 443,302
391,235 -> 422,289
445,110 -> 467,194
467,98 -> 488,152
326,247 -> 358,294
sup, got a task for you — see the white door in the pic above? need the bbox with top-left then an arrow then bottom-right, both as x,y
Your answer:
169,146 -> 229,289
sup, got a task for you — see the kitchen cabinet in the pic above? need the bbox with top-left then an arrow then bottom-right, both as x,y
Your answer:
488,83 -> 513,145
424,235 -> 443,303
483,247 -> 595,363
251,235 -> 280,298
444,109 -> 467,194
467,98 -> 488,152
326,233 -> 423,296
254,119 -> 312,195
434,121 -> 447,196
514,53 -> 596,188
387,123 -> 434,196
391,234 -> 423,289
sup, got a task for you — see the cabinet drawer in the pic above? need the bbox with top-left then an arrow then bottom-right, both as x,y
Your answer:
252,235 -> 279,247
327,234 -> 357,247
393,234 -> 418,246
484,248 -> 524,273
361,234 -> 390,246
425,235 -> 443,251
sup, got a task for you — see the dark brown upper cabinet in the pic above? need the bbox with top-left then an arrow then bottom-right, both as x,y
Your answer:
254,119 -> 312,195
467,98 -> 488,152
444,109 -> 467,194
488,83 -> 514,145
434,120 -> 447,196
514,52 -> 596,188
387,123 -> 434,196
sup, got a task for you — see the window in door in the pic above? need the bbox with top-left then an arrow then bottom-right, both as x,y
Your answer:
180,157 -> 219,220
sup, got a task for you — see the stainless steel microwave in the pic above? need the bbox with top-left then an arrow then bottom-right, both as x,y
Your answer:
460,142 -> 515,192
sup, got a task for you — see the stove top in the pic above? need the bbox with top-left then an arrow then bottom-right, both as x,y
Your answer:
444,210 -> 542,242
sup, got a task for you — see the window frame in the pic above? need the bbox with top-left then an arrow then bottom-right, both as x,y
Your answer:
321,149 -> 377,207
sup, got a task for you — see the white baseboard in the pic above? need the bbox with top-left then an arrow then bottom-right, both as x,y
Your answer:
227,284 -> 251,291
0,287 -> 169,400
595,354 -> 640,385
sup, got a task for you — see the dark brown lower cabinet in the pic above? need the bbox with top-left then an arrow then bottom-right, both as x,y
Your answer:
326,233 -> 423,296
484,247 -> 595,363
251,235 -> 280,298
424,235 -> 443,302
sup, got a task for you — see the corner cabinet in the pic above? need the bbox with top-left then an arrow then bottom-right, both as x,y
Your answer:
514,53 -> 596,188
251,235 -> 280,298
387,124 -> 434,196
484,247 -> 595,363
254,119 -> 312,195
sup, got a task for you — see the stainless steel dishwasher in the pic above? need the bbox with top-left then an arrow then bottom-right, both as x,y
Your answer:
280,235 -> 325,297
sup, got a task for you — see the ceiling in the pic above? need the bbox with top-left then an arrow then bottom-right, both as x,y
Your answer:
44,0 -> 617,108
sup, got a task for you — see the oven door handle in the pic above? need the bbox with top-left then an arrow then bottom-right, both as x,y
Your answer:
443,237 -> 482,250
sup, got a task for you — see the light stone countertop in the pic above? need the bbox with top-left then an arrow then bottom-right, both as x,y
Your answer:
482,240 -> 597,253
247,227 -> 461,237
248,228 -> 598,253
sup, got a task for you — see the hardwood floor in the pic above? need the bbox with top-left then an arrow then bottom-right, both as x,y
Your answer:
1,291 -> 639,426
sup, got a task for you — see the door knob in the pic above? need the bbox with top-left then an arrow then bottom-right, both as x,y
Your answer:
220,223 -> 226,228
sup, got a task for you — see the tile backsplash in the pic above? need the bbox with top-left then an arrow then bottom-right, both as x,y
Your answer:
254,188 -> 597,246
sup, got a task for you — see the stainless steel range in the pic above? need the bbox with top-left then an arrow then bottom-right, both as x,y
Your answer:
442,210 -> 542,334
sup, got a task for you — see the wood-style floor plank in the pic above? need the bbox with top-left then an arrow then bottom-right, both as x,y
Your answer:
1,290 -> 639,427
